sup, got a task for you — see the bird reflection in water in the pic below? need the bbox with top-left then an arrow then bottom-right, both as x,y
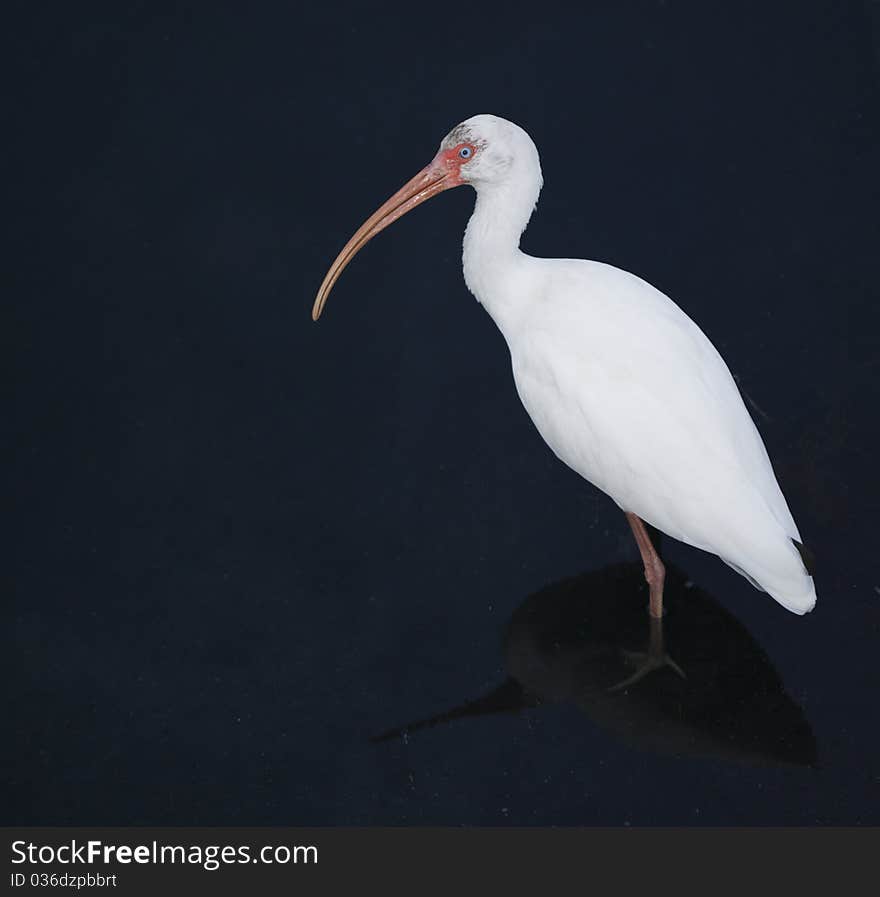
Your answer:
373,561 -> 816,767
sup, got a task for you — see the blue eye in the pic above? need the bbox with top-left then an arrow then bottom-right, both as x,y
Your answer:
459,146 -> 472,159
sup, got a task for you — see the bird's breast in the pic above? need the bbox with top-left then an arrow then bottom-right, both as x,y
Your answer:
508,330 -> 618,496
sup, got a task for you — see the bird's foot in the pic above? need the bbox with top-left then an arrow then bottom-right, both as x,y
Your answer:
607,648 -> 686,693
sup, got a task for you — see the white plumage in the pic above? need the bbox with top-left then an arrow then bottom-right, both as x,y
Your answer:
314,114 -> 817,616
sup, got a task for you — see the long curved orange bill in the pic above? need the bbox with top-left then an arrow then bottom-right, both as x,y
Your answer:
312,161 -> 454,321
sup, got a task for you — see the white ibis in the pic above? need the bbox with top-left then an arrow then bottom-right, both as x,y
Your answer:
312,114 -> 817,623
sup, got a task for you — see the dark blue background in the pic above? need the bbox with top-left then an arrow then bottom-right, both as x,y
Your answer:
7,1 -> 879,824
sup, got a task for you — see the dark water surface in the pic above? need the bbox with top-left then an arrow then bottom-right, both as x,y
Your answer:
7,1 -> 879,824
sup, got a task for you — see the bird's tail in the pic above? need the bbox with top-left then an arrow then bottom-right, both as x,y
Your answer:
723,535 -> 817,615
765,572 -> 817,615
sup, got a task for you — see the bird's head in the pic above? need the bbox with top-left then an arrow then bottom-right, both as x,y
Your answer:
438,114 -> 539,188
311,114 -> 540,321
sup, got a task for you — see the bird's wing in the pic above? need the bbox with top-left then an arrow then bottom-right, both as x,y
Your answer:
510,259 -> 813,612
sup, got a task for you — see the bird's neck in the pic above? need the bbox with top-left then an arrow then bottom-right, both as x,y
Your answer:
462,168 -> 542,333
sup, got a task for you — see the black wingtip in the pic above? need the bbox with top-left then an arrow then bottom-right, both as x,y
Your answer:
792,539 -> 816,576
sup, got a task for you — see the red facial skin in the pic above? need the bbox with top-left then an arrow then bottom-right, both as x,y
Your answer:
435,143 -> 477,186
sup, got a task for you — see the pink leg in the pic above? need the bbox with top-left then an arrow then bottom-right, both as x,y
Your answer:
625,513 -> 665,619
608,515 -> 684,692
